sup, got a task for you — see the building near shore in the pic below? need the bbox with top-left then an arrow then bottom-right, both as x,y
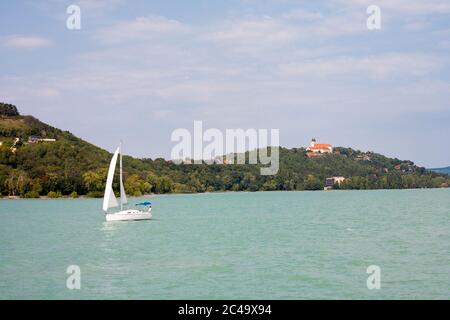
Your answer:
324,176 -> 346,190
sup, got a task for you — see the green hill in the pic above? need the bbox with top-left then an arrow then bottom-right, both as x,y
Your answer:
1,103 -> 449,198
428,166 -> 450,175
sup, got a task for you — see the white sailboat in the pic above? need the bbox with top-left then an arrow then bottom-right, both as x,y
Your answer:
102,143 -> 152,222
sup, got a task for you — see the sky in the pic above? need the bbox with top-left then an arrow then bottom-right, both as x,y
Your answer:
1,0 -> 449,167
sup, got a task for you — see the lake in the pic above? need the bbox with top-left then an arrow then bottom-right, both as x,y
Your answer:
0,189 -> 449,299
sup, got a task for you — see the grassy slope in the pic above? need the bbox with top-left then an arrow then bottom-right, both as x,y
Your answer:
1,115 -> 111,170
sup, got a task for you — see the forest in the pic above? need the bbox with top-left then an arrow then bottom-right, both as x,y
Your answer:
1,103 -> 449,198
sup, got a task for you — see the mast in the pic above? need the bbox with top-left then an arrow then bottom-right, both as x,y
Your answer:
118,141 -> 128,210
120,141 -> 123,211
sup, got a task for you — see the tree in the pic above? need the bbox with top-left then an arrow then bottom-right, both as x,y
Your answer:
304,174 -> 322,190
0,103 -> 19,116
124,174 -> 145,196
172,183 -> 191,193
4,170 -> 28,196
48,191 -> 62,198
262,180 -> 277,191
155,176 -> 173,193
82,170 -> 105,193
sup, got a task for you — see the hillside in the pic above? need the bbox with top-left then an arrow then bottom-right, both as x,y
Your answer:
428,166 -> 450,175
1,104 -> 449,198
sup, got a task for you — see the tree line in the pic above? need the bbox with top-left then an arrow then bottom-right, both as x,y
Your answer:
0,141 -> 448,198
1,106 -> 448,197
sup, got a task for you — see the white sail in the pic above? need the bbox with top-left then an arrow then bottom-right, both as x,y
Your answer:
119,143 -> 128,208
102,147 -> 120,212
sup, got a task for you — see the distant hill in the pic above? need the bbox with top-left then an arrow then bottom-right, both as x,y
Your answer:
428,167 -> 450,175
1,103 -> 449,198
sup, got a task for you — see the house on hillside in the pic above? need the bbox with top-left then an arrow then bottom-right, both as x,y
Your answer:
28,135 -> 40,143
306,138 -> 333,157
28,135 -> 56,143
356,154 -> 371,161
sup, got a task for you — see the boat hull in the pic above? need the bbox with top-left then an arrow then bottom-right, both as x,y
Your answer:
105,209 -> 152,222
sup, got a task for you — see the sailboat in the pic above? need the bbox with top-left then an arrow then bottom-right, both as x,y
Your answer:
102,143 -> 152,222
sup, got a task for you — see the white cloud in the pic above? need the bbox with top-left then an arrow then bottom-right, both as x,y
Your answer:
95,16 -> 190,45
276,53 -> 444,80
338,0 -> 450,15
1,35 -> 52,48
75,0 -> 123,10
202,10 -> 364,48
204,16 -> 296,44
282,9 -> 325,21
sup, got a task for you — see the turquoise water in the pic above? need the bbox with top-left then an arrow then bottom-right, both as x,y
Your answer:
0,189 -> 449,299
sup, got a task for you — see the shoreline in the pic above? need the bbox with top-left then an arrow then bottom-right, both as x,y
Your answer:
1,187 -> 448,200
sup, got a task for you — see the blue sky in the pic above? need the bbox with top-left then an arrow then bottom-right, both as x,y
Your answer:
1,0 -> 449,167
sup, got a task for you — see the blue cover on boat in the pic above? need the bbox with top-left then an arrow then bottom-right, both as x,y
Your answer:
135,201 -> 152,206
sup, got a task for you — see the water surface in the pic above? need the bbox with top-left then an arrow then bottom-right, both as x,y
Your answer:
0,189 -> 449,299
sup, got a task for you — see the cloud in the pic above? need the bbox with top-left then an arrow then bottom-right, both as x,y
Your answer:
74,0 -> 123,10
338,0 -> 450,15
95,16 -> 190,45
203,16 -> 297,44
403,20 -> 432,31
202,10 -> 364,47
3,6 -> 450,165
276,53 -> 444,80
197,11 -> 368,58
282,9 -> 325,21
1,35 -> 52,48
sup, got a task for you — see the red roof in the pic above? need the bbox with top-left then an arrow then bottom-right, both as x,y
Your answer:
309,144 -> 332,149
